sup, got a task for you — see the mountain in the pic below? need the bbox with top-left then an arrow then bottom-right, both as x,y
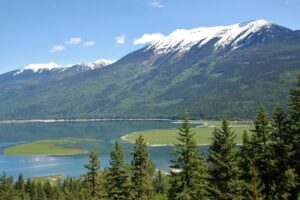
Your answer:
0,20 -> 299,120
0,59 -> 115,87
145,20 -> 289,54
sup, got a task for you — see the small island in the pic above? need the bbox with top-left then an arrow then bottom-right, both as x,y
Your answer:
3,138 -> 96,155
122,120 -> 251,146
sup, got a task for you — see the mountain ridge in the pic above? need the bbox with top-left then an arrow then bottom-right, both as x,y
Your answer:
0,19 -> 299,120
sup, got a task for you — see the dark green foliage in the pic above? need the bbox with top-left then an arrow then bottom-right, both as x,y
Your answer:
239,131 -> 252,182
249,107 -> 275,198
208,119 -> 244,199
0,173 -> 16,200
131,135 -> 155,200
288,74 -> 300,199
153,170 -> 168,195
271,106 -> 297,199
169,112 -> 210,200
106,141 -> 130,200
15,174 -> 28,199
83,151 -> 105,199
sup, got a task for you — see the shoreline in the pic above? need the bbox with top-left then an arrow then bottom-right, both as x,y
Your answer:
121,134 -> 242,147
0,118 -> 173,124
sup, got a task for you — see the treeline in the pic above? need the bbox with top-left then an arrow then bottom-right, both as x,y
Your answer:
0,74 -> 300,200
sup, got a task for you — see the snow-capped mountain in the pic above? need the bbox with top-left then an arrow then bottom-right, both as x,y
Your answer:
13,62 -> 66,76
0,59 -> 115,88
12,59 -> 115,76
0,19 -> 299,120
83,59 -> 115,69
144,19 -> 291,55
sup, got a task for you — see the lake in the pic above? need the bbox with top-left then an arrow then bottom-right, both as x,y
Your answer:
0,120 -> 209,179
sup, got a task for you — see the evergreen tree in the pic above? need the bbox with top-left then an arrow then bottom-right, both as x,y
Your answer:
0,173 -> 16,200
30,183 -> 38,200
250,107 -> 274,199
15,174 -> 28,199
43,181 -> 52,199
49,185 -> 62,200
131,135 -> 154,200
36,182 -> 46,200
239,131 -> 252,182
106,141 -> 130,200
239,131 -> 265,199
168,111 -> 210,200
154,170 -> 164,194
153,170 -> 169,199
271,106 -> 296,199
25,178 -> 33,195
83,151 -> 103,199
288,74 -> 300,199
208,119 -> 244,200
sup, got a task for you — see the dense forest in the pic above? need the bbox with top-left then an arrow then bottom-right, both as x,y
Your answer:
0,74 -> 299,200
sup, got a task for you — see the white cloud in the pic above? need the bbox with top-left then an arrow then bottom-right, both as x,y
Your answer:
83,41 -> 95,47
115,34 -> 125,45
133,33 -> 165,45
65,37 -> 82,45
49,45 -> 65,53
148,1 -> 164,8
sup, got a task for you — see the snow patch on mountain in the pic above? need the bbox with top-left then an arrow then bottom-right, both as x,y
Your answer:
141,19 -> 288,54
13,62 -> 64,75
84,59 -> 115,69
13,59 -> 115,76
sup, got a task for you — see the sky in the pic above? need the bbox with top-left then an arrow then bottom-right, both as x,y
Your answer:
0,0 -> 299,74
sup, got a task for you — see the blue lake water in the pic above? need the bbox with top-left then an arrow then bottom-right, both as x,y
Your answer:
0,120 -> 208,179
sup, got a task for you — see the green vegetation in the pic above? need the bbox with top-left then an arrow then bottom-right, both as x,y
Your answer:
131,135 -> 155,199
208,120 -> 244,199
31,175 -> 64,185
123,121 -> 251,145
106,141 -> 131,200
169,112 -> 210,199
0,75 -> 299,200
82,151 -> 106,199
3,138 -> 96,155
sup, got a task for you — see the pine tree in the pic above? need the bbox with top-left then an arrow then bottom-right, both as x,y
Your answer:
271,106 -> 296,199
30,183 -> 38,200
208,119 -> 244,200
36,182 -> 46,200
43,181 -> 52,199
83,151 -> 103,199
131,135 -> 154,200
239,131 -> 252,182
288,74 -> 300,199
250,107 -> 275,199
15,174 -> 28,199
106,141 -> 130,200
25,178 -> 33,195
168,111 -> 210,200
154,170 -> 164,194
0,173 -> 17,200
239,131 -> 265,199
48,185 -> 62,200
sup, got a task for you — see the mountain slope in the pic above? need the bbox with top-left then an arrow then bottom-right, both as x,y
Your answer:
0,20 -> 299,120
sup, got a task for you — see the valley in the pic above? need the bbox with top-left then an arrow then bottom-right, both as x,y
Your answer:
0,10 -> 299,198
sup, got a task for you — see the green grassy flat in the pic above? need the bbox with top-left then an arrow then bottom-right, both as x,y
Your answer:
3,138 -> 96,155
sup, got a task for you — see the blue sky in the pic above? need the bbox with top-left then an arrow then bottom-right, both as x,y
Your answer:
0,0 -> 299,74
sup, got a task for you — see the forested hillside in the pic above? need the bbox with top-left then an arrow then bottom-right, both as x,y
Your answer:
0,20 -> 299,120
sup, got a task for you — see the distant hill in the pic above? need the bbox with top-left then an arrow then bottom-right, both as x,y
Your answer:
0,20 -> 299,120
